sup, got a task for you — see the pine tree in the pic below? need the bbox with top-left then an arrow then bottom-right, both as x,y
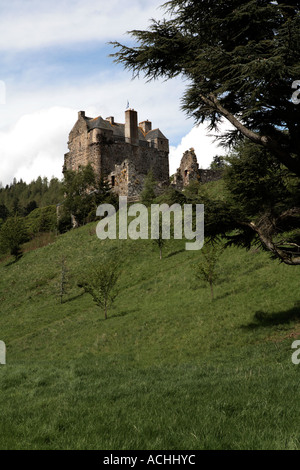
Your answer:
194,242 -> 222,300
111,0 -> 300,176
111,0 -> 300,265
140,169 -> 157,206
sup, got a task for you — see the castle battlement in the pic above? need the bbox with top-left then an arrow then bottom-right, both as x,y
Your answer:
64,109 -> 169,197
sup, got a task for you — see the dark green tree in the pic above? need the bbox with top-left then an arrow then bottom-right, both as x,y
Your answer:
220,141 -> 300,265
0,204 -> 9,221
224,141 -> 293,217
24,200 -> 38,216
0,215 -> 29,260
111,0 -> 300,177
12,197 -> 22,216
196,140 -> 300,265
26,205 -> 57,235
140,169 -> 157,206
63,165 -> 116,227
63,164 -> 98,227
210,156 -> 226,171
0,176 -> 64,213
111,0 -> 300,264
155,186 -> 186,205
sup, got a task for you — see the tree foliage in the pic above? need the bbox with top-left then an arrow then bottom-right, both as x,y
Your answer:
194,242 -> 222,300
140,169 -> 157,206
194,141 -> 300,265
0,215 -> 29,260
0,176 -> 64,215
25,205 -> 58,235
62,164 -> 117,227
224,141 -> 295,217
111,0 -> 300,176
111,0 -> 300,264
221,141 -> 300,264
78,257 -> 121,320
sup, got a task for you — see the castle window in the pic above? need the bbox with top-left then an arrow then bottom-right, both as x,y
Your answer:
111,175 -> 115,187
184,170 -> 188,177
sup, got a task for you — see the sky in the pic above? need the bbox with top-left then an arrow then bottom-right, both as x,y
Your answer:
0,0 -> 230,187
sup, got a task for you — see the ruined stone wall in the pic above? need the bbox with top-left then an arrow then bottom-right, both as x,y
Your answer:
172,148 -> 223,190
179,148 -> 199,185
96,140 -> 169,197
198,169 -> 223,184
172,148 -> 199,190
114,160 -> 129,197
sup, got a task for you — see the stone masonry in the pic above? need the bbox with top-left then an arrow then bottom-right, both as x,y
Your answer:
172,148 -> 223,190
64,109 -> 169,199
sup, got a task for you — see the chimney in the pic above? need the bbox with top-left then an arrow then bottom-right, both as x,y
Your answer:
78,111 -> 85,119
139,120 -> 152,134
125,109 -> 138,146
106,116 -> 114,125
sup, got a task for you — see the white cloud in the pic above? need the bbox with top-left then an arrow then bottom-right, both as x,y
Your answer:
0,0 -> 235,186
2,72 -> 187,135
0,74 -> 191,185
0,0 -> 166,51
0,107 -> 77,185
0,0 -> 196,185
0,104 -> 233,187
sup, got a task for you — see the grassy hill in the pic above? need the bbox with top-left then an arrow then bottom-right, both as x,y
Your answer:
0,209 -> 300,449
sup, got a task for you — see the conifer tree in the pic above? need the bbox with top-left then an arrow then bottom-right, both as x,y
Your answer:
140,169 -> 157,206
111,0 -> 300,265
111,0 -> 300,176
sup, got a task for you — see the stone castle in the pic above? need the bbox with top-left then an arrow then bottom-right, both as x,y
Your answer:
63,108 -> 222,198
64,109 -> 169,199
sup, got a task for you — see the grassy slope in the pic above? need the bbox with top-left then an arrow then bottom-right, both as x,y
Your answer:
0,198 -> 300,449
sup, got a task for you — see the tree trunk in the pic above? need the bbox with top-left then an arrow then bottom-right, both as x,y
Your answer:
238,218 -> 300,266
210,281 -> 214,300
200,93 -> 300,177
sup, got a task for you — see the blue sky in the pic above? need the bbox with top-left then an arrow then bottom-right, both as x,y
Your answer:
0,0 -> 229,186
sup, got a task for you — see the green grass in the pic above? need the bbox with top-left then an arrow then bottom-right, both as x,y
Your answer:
0,219 -> 300,449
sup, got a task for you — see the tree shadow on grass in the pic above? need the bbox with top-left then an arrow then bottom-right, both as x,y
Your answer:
5,257 -> 21,267
95,309 -> 138,322
110,309 -> 138,319
61,292 -> 85,303
166,249 -> 185,258
242,303 -> 300,329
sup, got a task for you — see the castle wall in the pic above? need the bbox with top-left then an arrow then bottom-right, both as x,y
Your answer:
64,109 -> 170,198
100,142 -> 169,198
198,169 -> 223,184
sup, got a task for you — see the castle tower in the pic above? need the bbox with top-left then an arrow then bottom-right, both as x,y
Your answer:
125,109 -> 138,146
